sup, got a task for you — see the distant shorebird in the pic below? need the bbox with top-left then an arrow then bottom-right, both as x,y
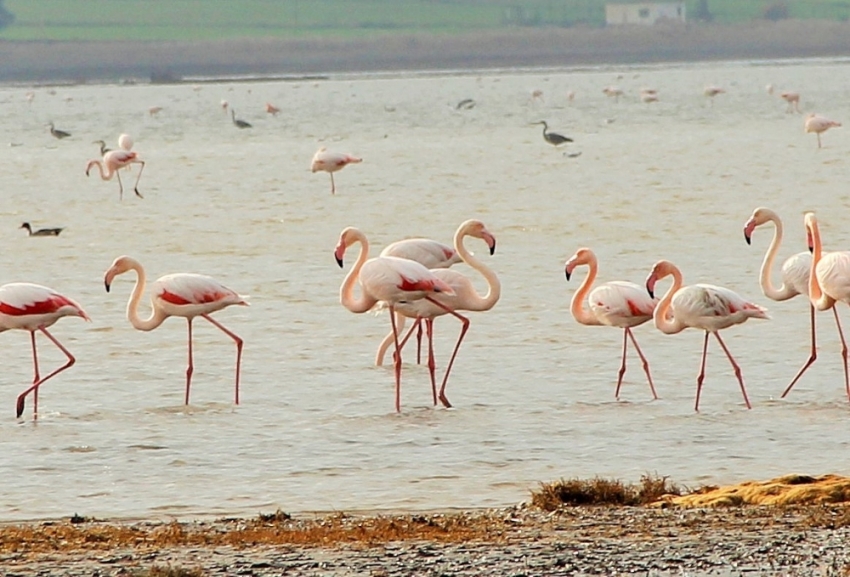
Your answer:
311,147 -> 362,194
93,140 -> 111,155
780,91 -> 801,113
265,102 -> 281,116
20,222 -> 63,237
805,113 -> 841,149
532,121 -> 573,147
48,122 -> 71,139
704,86 -> 725,106
148,106 -> 163,116
86,150 -> 146,199
231,109 -> 252,129
602,86 -> 623,102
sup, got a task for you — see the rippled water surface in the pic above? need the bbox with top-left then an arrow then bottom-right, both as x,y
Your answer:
1,59 -> 849,522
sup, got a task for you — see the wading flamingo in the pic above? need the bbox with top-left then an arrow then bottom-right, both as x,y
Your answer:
104,256 -> 247,405
704,86 -> 725,105
118,133 -> 133,151
743,207 -> 840,397
804,212 -> 850,401
374,220 -> 500,408
312,148 -> 362,194
780,91 -> 801,113
380,236 -> 462,365
646,260 -> 768,411
0,283 -> 89,418
805,113 -> 841,149
85,150 -> 145,200
265,102 -> 281,116
565,248 -> 658,400
336,228 -> 454,412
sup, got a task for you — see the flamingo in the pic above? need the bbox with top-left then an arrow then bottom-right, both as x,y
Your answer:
805,113 -> 841,149
704,86 -> 725,104
640,90 -> 659,103
565,248 -> 658,400
148,106 -> 163,116
311,148 -> 362,194
374,220 -> 500,408
118,133 -> 133,151
645,260 -> 769,411
20,222 -> 63,237
530,89 -> 544,102
804,212 -> 850,401
743,207 -> 840,397
335,228 -> 454,412
780,91 -> 801,113
103,256 -> 247,405
0,283 -> 89,418
602,86 -> 623,102
85,150 -> 145,200
380,236 -> 462,364
265,102 -> 281,116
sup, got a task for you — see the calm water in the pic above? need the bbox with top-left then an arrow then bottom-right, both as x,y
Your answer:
1,58 -> 849,522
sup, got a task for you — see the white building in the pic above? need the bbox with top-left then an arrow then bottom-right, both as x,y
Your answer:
605,3 -> 686,25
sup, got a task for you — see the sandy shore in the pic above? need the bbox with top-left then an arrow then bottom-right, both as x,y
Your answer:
3,19 -> 850,84
3,475 -> 850,576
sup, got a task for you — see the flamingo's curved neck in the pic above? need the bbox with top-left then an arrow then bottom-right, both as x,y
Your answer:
455,227 -> 500,312
758,211 -> 794,301
653,265 -> 686,335
87,160 -> 114,181
340,232 -> 377,313
124,259 -> 168,331
807,217 -> 832,310
569,255 -> 601,326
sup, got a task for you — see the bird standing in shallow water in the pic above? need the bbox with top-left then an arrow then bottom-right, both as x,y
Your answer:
20,222 -> 63,237
532,121 -> 573,147
231,109 -> 252,129
805,113 -> 841,149
86,150 -> 146,200
311,148 -> 362,194
0,282 -> 89,418
47,122 -> 71,139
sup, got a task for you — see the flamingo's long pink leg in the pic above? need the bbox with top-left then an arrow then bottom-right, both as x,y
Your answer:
185,319 -> 194,404
202,314 -> 244,405
388,315 -> 418,366
424,297 -> 468,409
615,329 -> 628,399
694,331 -> 710,412
115,169 -> 125,200
329,173 -> 336,195
133,161 -> 145,198
425,319 -> 437,406
625,327 -> 657,400
16,328 -> 76,419
389,305 -> 403,412
781,304 -> 819,398
713,331 -> 752,410
834,308 -> 849,401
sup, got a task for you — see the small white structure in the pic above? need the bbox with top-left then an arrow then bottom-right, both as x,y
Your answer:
605,3 -> 686,25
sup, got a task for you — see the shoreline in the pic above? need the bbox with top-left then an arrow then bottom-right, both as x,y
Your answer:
4,20 -> 850,84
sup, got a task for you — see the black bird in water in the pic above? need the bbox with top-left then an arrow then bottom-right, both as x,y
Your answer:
20,222 -> 63,237
231,109 -> 252,129
48,122 -> 71,139
533,121 -> 573,146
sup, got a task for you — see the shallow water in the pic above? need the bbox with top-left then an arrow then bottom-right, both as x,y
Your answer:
0,58 -> 849,522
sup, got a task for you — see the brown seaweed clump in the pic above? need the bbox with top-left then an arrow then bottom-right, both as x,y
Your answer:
531,474 -> 683,511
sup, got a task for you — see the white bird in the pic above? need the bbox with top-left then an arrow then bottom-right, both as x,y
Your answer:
311,148 -> 362,194
118,133 -> 133,151
805,113 -> 841,149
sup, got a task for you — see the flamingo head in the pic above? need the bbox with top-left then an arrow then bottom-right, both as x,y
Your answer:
334,227 -> 362,267
104,255 -> 136,292
564,247 -> 594,281
645,260 -> 675,299
461,219 -> 496,256
743,207 -> 773,245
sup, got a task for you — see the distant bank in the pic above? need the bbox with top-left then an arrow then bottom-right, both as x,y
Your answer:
3,20 -> 850,84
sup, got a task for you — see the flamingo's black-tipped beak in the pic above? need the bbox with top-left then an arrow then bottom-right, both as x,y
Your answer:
335,256 -> 343,268
744,233 -> 751,245
565,269 -> 571,281
104,280 -> 111,293
489,240 -> 496,256
809,245 -> 814,254
646,284 -> 655,299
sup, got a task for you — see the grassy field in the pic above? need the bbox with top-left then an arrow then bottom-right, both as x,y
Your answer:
2,0 -> 850,42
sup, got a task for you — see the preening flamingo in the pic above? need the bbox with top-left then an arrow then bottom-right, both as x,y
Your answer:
804,212 -> 850,401
374,220 -> 500,408
380,236 -> 462,365
743,207 -> 840,397
118,133 -> 133,151
311,148 -> 362,194
646,260 -> 768,411
104,256 -> 248,405
805,113 -> 841,149
85,150 -> 145,200
565,248 -> 658,400
0,283 -> 89,418
336,227 -> 454,412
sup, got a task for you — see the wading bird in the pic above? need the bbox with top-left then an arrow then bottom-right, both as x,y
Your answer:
646,260 -> 768,411
780,91 -> 801,113
104,256 -> 248,405
566,248 -> 658,400
85,150 -> 145,200
0,282 -> 89,418
265,102 -> 281,115
231,109 -> 252,129
47,122 -> 71,139
805,113 -> 841,149
335,227 -> 454,412
311,148 -> 362,194
532,121 -> 573,147
20,222 -> 63,237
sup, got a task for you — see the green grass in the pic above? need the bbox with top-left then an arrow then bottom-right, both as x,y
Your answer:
2,0 -> 849,42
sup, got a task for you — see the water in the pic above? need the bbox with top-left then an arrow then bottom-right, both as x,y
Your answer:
1,58 -> 849,523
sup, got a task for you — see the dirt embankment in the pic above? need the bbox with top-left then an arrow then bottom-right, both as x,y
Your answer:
3,19 -> 850,84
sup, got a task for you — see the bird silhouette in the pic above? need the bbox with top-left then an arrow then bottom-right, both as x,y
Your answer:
532,121 -> 573,146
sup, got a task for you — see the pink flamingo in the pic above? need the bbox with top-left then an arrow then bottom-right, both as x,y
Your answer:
805,113 -> 841,149
743,207 -> 840,397
704,86 -> 725,104
804,212 -> 850,401
311,148 -> 362,194
779,91 -> 801,113
646,260 -> 769,411
602,86 -> 623,102
85,150 -> 145,200
380,236 -> 462,364
374,220 -> 500,408
565,248 -> 658,400
0,283 -> 89,418
335,227 -> 454,412
265,102 -> 281,116
104,256 -> 247,405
